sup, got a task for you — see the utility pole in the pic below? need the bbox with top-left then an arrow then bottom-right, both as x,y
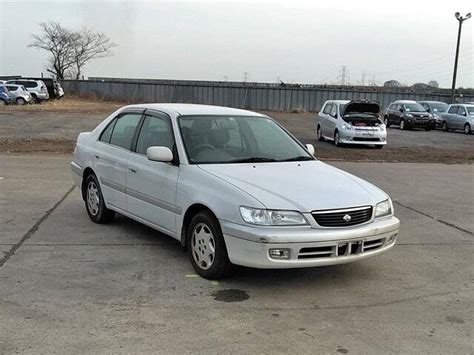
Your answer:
451,12 -> 471,103
243,72 -> 248,83
361,71 -> 366,86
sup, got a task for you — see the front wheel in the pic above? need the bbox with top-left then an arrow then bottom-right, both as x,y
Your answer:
400,119 -> 406,130
464,123 -> 471,134
334,130 -> 342,147
442,121 -> 448,132
187,211 -> 233,280
84,174 -> 115,223
16,98 -> 26,105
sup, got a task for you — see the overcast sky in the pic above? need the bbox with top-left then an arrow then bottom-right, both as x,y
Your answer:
1,0 -> 473,87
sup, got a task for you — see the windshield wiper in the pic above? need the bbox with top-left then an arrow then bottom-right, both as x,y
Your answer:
226,157 -> 278,163
278,156 -> 314,162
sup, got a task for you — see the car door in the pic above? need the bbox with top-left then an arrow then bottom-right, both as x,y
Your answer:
126,111 -> 180,235
446,105 -> 458,127
456,106 -> 467,129
328,103 -> 338,136
319,102 -> 332,137
388,104 -> 398,124
94,111 -> 144,212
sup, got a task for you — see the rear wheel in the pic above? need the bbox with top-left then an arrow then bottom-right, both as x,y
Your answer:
442,121 -> 448,132
84,174 -> 115,223
31,94 -> 39,104
317,125 -> 324,141
16,98 -> 26,105
464,123 -> 472,134
187,211 -> 233,280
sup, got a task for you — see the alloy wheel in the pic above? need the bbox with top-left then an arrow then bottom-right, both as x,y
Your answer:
400,119 -> 405,130
464,124 -> 471,134
87,181 -> 100,216
334,131 -> 340,146
191,223 -> 216,270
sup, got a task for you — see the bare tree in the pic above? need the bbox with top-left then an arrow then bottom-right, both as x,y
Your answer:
29,22 -> 115,80
72,28 -> 116,79
428,80 -> 439,88
29,22 -> 78,79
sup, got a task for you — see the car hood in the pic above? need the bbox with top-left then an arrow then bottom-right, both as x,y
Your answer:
198,161 -> 388,212
342,101 -> 380,116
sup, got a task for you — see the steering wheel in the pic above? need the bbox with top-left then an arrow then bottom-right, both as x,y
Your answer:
189,144 -> 215,156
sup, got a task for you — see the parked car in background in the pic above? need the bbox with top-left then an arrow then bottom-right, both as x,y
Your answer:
71,104 -> 399,279
316,100 -> 386,148
3,84 -> 32,105
0,86 -> 12,105
55,82 -> 64,99
441,104 -> 474,134
418,101 -> 449,128
384,100 -> 435,130
6,79 -> 49,102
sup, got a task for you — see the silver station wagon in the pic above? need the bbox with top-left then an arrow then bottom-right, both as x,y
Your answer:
71,104 -> 400,279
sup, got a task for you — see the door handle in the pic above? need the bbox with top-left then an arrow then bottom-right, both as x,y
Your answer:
95,155 -> 100,159
129,168 -> 137,174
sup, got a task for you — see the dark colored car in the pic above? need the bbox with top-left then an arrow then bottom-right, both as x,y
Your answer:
384,100 -> 435,130
418,101 -> 449,128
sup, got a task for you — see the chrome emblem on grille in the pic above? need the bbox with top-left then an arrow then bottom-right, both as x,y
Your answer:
343,214 -> 352,222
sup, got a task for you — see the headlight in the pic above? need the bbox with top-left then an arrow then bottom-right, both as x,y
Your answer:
428,114 -> 433,118
341,123 -> 352,130
240,206 -> 309,226
375,199 -> 393,218
405,114 -> 413,118
379,125 -> 386,131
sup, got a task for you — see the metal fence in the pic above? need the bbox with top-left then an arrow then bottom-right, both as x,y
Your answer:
61,79 -> 474,112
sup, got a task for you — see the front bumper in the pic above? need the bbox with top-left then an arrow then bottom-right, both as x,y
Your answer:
339,129 -> 387,145
406,119 -> 436,129
221,216 -> 400,269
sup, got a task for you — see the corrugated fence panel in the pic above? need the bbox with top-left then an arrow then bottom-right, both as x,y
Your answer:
61,80 -> 474,112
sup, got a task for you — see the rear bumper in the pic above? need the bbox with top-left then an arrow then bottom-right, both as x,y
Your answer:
221,216 -> 400,269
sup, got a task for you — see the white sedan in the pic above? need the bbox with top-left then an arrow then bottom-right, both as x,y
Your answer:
71,104 -> 400,279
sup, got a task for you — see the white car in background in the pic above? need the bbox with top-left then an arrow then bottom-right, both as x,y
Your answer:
2,84 -> 32,105
316,100 -> 387,148
71,104 -> 399,279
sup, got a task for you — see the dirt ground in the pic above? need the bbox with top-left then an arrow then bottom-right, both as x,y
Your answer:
1,98 -> 473,163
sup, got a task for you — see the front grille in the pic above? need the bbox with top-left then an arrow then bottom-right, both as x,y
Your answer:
297,237 -> 386,259
353,137 -> 380,142
312,206 -> 373,227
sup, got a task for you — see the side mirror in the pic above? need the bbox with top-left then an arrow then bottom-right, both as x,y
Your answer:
399,108 -> 404,113
306,144 -> 315,155
146,146 -> 173,162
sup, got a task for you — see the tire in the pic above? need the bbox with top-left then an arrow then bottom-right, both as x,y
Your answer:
16,98 -> 26,105
317,125 -> 324,141
84,173 -> 115,223
384,117 -> 390,128
442,121 -> 448,132
31,94 -> 39,104
375,145 -> 384,149
400,119 -> 406,130
464,123 -> 471,134
424,128 -> 431,131
334,130 -> 341,147
187,210 -> 234,280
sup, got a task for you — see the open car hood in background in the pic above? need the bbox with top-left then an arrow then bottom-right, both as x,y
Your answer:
342,101 -> 380,116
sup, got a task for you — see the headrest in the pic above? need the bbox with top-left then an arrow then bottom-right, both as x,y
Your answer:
209,128 -> 230,148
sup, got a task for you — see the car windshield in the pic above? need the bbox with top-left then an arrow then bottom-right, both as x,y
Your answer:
178,115 -> 313,164
467,106 -> 474,115
430,103 -> 448,112
404,103 -> 426,112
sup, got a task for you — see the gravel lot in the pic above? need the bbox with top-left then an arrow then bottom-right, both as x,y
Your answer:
0,154 -> 473,353
1,99 -> 473,163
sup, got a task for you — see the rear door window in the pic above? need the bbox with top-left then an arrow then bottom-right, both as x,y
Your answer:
109,113 -> 143,150
458,107 -> 467,116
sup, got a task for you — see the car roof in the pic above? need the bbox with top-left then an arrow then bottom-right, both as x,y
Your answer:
123,103 -> 267,117
325,100 -> 350,104
394,100 -> 417,103
418,101 -> 447,104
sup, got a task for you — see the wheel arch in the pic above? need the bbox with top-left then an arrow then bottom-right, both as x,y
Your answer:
81,167 -> 96,201
180,203 -> 219,250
